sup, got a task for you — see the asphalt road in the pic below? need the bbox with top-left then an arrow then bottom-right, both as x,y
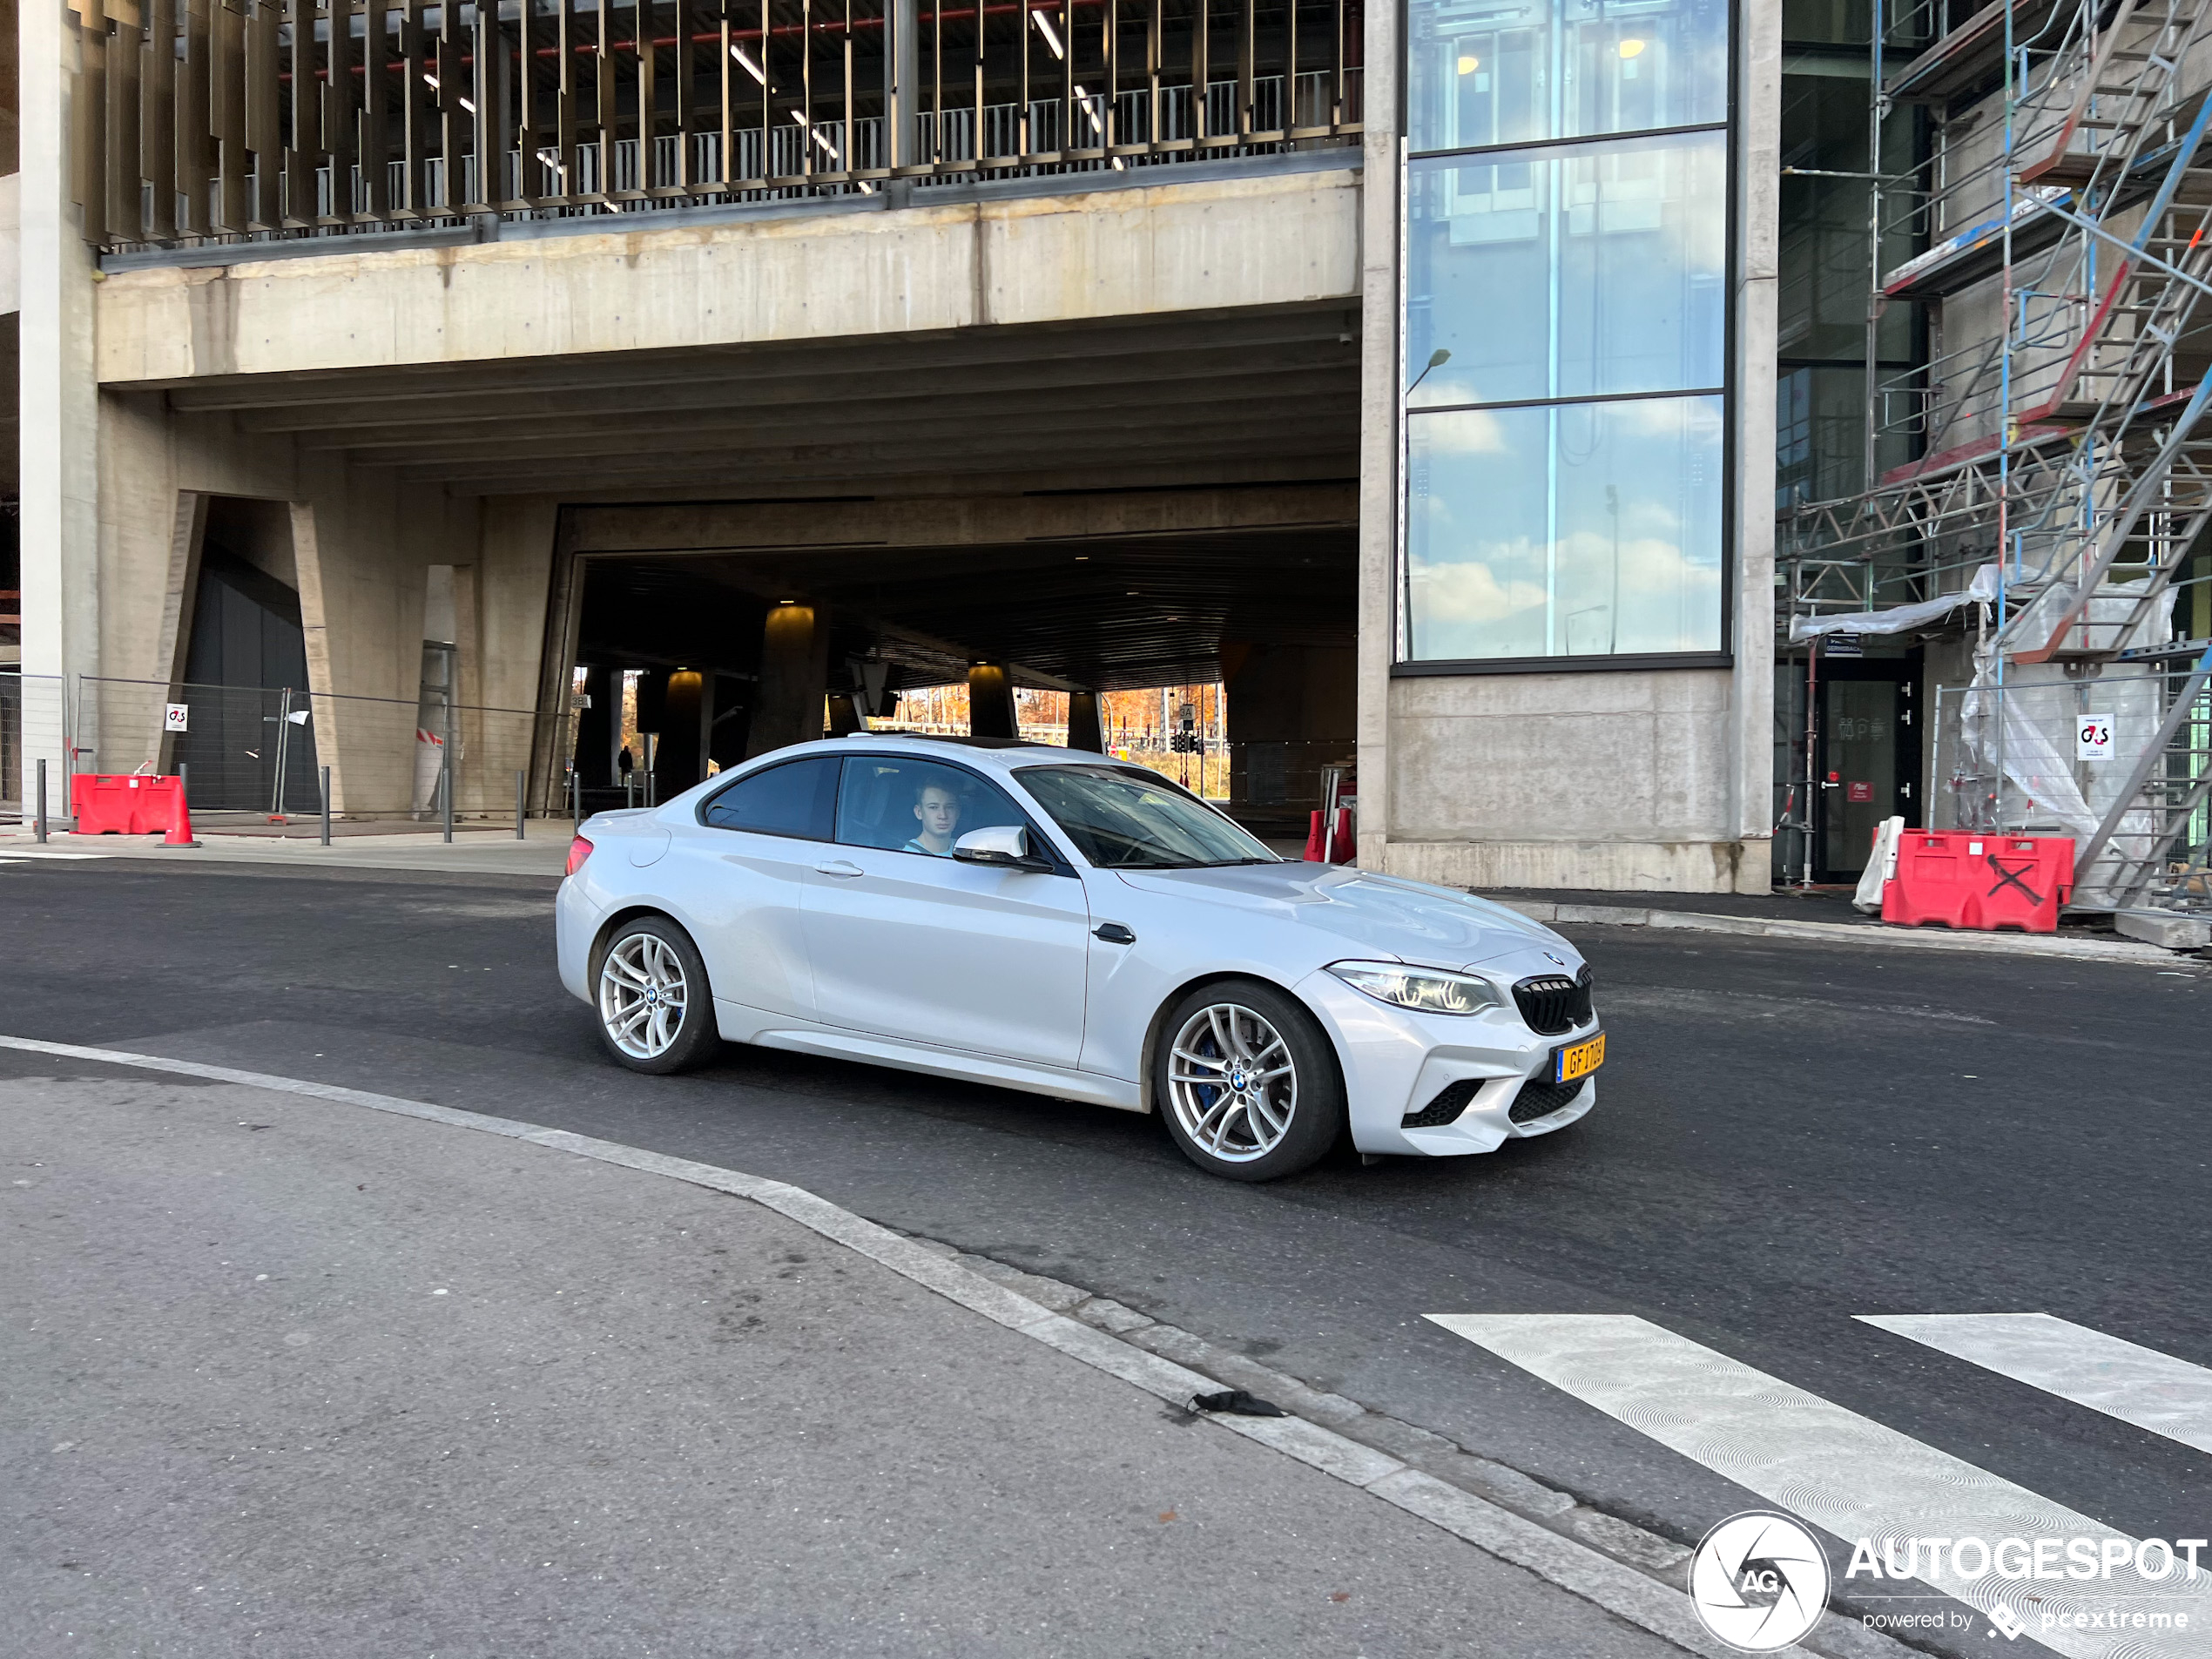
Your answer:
3,858 -> 2205,1604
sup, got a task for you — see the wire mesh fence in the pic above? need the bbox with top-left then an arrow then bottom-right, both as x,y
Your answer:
1933,661 -> 2212,912
0,672 -> 72,825
73,678 -> 543,826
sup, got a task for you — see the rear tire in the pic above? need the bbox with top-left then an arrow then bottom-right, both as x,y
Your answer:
1153,979 -> 1345,1182
592,916 -> 719,1075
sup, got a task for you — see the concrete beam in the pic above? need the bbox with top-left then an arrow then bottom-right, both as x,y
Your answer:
157,304 -> 1359,411
98,170 -> 1362,385
336,397 -> 1358,472
566,485 -> 1359,554
227,334 -> 1362,435
289,369 -> 1363,456
387,429 -> 1360,491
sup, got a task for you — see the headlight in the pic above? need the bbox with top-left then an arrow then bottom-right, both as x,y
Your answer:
1325,961 -> 1500,1016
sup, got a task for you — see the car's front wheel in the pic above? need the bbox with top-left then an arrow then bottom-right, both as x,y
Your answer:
1154,979 -> 1345,1181
593,916 -> 719,1074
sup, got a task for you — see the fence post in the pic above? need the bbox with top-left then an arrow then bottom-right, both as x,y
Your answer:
441,702 -> 455,844
515,768 -> 526,840
320,765 -> 333,846
178,759 -> 189,805
35,759 -> 48,843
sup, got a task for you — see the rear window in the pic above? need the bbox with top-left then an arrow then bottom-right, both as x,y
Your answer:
699,756 -> 840,841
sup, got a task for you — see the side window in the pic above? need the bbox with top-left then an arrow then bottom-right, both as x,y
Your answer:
835,757 -> 1035,860
699,756 -> 840,840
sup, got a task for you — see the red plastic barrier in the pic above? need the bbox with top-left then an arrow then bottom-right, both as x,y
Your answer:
1881,831 -> 2074,934
70,773 -> 189,838
1304,808 -> 1357,864
1327,807 -> 1354,864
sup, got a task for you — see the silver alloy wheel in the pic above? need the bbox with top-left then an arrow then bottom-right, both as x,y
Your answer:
597,932 -> 689,1060
1166,1001 -> 1299,1163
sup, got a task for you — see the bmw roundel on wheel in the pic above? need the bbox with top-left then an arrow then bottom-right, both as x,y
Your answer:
555,737 -> 1601,1181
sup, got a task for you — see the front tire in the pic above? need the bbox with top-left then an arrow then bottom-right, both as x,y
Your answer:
1154,979 -> 1345,1182
593,917 -> 719,1074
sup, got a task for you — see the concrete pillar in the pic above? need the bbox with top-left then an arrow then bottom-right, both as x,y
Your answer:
659,669 -> 708,795
573,665 -> 616,787
17,0 -> 102,804
745,603 -> 832,757
968,664 -> 1016,739
1352,0 -> 1401,872
826,694 -> 863,737
1066,691 -> 1103,753
1728,0 -> 1783,894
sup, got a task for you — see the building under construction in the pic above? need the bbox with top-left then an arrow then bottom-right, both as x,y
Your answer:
1780,0 -> 2212,937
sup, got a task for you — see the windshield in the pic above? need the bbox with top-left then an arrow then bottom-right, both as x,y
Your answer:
1015,765 -> 1280,870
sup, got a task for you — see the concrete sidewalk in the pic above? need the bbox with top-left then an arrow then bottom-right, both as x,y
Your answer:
0,819 -> 572,878
2,1052 -> 1683,1658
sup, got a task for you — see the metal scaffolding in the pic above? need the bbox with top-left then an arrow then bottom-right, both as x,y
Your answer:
1780,0 -> 2212,916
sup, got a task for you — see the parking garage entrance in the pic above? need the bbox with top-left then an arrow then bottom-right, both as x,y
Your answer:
553,487 -> 1358,844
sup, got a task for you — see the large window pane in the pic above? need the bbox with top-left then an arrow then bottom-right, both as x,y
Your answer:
1406,0 -> 1728,154
1406,395 -> 1725,661
1407,130 -> 1726,409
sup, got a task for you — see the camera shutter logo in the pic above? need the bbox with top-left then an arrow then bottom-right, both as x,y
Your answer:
1689,1511 -> 1831,1652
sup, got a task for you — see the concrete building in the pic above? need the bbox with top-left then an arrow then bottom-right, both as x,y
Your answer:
6,0 -> 1780,892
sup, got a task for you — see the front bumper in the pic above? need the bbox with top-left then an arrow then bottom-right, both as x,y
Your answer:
1292,966 -> 1602,1157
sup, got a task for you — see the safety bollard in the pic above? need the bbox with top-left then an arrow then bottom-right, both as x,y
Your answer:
178,760 -> 190,806
441,767 -> 454,844
516,769 -> 527,840
35,759 -> 48,843
320,765 -> 332,846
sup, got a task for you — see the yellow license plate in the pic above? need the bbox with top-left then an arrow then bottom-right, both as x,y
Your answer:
1554,1032 -> 1606,1084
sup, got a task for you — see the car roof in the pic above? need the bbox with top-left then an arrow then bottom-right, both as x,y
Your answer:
753,735 -> 1108,773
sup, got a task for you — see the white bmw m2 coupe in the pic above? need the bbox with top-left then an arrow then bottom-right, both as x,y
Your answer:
555,736 -> 1603,1181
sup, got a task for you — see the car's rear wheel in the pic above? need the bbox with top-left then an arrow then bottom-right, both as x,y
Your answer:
1155,980 -> 1344,1181
594,917 -> 718,1074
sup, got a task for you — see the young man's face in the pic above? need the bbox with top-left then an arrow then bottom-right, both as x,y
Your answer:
915,786 -> 961,841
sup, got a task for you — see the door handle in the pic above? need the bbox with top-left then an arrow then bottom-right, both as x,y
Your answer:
815,860 -> 864,879
1092,922 -> 1136,944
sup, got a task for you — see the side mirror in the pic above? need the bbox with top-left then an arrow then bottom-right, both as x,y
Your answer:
954,825 -> 1049,870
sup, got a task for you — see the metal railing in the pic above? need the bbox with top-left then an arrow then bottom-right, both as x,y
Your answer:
74,0 -> 1363,252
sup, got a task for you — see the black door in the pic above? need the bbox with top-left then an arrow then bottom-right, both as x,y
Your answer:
1814,657 -> 1922,884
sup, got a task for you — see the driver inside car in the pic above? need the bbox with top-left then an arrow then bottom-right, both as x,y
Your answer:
903,782 -> 963,856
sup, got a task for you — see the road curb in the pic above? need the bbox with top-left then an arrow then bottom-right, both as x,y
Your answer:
0,1033 -> 1920,1659
1494,898 -> 2201,966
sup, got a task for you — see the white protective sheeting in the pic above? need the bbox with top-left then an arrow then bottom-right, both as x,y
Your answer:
1852,814 -> 1905,914
1790,563 -> 2000,643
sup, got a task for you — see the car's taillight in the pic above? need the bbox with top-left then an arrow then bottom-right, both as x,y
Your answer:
564,834 -> 594,877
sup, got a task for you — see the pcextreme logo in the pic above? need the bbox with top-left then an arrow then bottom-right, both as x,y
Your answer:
1689,1511 -> 1832,1653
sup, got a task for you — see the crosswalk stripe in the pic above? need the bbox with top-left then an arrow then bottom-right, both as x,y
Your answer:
1427,1314 -> 2212,1659
1858,1313 -> 2212,1457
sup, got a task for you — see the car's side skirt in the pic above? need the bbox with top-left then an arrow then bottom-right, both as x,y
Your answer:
715,998 -> 1147,1114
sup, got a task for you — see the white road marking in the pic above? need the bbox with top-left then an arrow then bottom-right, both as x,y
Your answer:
0,1033 -> 1775,1659
1428,1313 -> 2212,1659
1858,1313 -> 2212,1456
0,850 -> 111,860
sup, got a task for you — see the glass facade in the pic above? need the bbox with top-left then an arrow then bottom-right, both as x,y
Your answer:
1401,0 -> 1732,667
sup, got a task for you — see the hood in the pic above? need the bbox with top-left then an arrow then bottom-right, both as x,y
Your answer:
1111,863 -> 1571,971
